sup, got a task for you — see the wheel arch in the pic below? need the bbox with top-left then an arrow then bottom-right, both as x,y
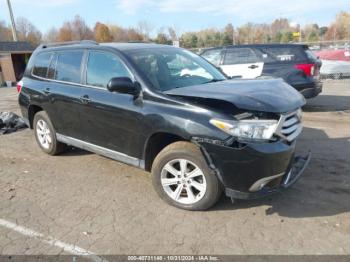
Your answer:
143,132 -> 188,171
28,104 -> 44,129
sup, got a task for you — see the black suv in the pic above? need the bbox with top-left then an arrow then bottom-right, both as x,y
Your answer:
18,41 -> 310,210
201,44 -> 322,99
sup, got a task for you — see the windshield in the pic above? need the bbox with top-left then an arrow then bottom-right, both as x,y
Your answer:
125,47 -> 226,91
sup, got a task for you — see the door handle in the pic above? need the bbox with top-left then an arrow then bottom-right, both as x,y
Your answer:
80,95 -> 91,104
43,88 -> 51,94
248,65 -> 259,69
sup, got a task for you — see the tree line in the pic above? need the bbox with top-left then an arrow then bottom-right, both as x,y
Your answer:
0,12 -> 349,48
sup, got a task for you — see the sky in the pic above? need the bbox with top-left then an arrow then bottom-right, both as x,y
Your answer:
0,0 -> 349,35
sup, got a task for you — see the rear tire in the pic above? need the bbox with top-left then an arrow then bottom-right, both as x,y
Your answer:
151,141 -> 222,211
33,111 -> 66,155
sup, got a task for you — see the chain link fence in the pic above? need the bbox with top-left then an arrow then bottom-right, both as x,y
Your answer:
320,72 -> 350,80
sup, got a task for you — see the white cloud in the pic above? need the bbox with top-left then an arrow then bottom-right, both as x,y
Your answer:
116,0 -> 155,14
14,0 -> 78,7
116,0 -> 349,23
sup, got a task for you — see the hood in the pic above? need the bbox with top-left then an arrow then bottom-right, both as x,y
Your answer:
164,78 -> 305,113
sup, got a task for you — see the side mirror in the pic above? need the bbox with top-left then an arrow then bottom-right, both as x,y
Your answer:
107,77 -> 140,95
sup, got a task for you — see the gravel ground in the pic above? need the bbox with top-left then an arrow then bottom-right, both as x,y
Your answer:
0,81 -> 349,256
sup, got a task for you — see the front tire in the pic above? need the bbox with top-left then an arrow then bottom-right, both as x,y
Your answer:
151,142 -> 222,210
33,111 -> 66,155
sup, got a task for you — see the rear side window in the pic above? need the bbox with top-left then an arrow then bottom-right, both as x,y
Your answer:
258,47 -> 306,63
55,51 -> 83,83
201,49 -> 222,66
86,51 -> 132,88
32,52 -> 52,78
224,48 -> 259,64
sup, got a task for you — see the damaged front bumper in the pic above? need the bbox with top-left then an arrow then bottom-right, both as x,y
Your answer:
198,140 -> 311,200
225,152 -> 311,199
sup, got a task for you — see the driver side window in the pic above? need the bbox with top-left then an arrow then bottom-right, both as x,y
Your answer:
86,51 -> 132,88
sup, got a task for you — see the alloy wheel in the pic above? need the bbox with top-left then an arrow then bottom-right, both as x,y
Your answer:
160,159 -> 207,204
36,119 -> 52,150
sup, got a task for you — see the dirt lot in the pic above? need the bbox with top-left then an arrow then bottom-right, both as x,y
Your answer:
0,81 -> 349,256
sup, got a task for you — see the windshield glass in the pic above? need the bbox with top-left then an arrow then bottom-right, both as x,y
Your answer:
125,47 -> 226,91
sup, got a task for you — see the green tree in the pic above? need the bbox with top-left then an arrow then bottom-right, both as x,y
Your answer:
180,32 -> 198,48
222,23 -> 234,45
319,26 -> 328,38
281,31 -> 293,43
155,33 -> 171,45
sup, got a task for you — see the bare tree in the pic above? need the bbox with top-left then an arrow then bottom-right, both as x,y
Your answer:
127,28 -> 144,41
71,15 -> 94,40
57,22 -> 73,41
57,15 -> 94,42
108,24 -> 129,42
328,11 -> 350,40
44,27 -> 59,43
16,17 -> 42,46
0,20 -> 12,41
137,20 -> 154,41
168,26 -> 178,41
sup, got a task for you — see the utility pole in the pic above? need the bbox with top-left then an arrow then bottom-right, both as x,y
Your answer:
6,0 -> 18,41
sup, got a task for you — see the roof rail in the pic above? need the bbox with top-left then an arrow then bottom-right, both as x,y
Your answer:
40,40 -> 98,49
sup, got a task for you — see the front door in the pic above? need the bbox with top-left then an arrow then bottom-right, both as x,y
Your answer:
79,50 -> 143,159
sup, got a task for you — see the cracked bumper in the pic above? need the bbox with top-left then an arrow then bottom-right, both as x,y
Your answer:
225,152 -> 311,199
199,140 -> 311,200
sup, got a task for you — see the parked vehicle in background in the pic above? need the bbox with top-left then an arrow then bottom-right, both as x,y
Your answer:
18,41 -> 310,211
314,49 -> 350,79
200,44 -> 323,99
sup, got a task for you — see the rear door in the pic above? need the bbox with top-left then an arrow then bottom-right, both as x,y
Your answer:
220,47 -> 263,78
44,50 -> 85,139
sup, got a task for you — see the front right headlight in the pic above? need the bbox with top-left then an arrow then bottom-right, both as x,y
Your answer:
209,118 -> 278,142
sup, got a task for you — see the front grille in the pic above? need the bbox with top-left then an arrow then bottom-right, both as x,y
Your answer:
275,109 -> 303,142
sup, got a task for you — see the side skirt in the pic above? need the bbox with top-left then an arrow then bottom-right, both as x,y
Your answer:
56,134 -> 145,169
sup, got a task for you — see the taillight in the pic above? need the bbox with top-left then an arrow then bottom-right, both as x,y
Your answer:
16,81 -> 23,93
294,64 -> 315,77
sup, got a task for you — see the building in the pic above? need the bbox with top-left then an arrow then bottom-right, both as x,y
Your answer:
0,41 -> 34,86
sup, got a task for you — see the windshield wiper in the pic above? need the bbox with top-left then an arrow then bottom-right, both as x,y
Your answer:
204,79 -> 225,84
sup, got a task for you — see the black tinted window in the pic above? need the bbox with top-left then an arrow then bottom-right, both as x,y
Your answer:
258,47 -> 306,63
224,48 -> 259,64
32,52 -> 52,77
55,51 -> 83,83
201,49 -> 222,66
86,52 -> 132,88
